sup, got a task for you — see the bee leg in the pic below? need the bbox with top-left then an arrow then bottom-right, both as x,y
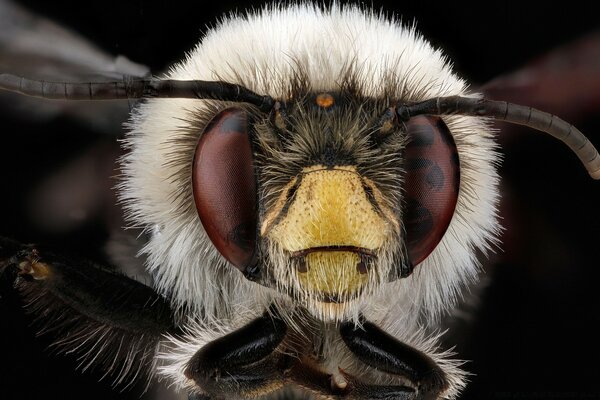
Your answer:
0,237 -> 176,333
339,319 -> 448,400
185,310 -> 289,399
0,236 -> 177,384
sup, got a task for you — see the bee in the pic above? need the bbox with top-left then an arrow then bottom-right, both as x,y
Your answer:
1,2 -> 599,400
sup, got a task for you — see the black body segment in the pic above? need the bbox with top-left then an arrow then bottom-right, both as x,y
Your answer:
340,319 -> 448,400
185,310 -> 288,398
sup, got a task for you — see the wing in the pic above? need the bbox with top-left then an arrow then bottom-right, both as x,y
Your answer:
0,0 -> 149,133
0,0 -> 153,268
0,3 -> 158,398
454,32 -> 600,399
481,32 -> 600,124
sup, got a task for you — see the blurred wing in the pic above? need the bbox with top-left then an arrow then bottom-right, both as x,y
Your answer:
0,0 -> 152,273
482,33 -> 600,282
478,30 -> 600,259
0,0 -> 150,134
481,31 -> 600,125
456,31 -> 600,397
477,30 -> 600,249
0,3 -> 162,398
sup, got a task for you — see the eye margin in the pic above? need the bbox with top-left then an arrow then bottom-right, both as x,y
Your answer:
192,107 -> 260,277
401,115 -> 460,273
360,106 -> 458,278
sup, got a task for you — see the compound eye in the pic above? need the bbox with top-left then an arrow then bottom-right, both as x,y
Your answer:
192,108 -> 257,271
403,116 -> 460,267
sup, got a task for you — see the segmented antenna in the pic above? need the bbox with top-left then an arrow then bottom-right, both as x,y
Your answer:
1,73 -> 597,179
0,73 -> 275,112
396,96 -> 600,180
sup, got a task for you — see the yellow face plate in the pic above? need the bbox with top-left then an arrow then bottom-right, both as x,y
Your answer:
263,165 -> 396,300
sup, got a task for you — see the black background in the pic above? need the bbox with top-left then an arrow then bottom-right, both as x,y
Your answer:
1,1 -> 599,399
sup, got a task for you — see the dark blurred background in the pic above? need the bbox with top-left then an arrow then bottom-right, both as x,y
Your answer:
1,1 -> 599,399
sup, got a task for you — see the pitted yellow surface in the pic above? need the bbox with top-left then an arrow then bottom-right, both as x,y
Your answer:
265,165 -> 392,296
267,166 -> 389,250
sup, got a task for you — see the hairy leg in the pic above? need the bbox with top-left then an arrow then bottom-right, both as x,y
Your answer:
0,236 -> 177,386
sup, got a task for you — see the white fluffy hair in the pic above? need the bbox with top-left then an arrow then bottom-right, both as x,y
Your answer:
120,3 -> 500,397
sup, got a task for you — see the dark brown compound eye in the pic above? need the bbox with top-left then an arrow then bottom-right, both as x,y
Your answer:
192,108 -> 257,272
403,115 -> 460,268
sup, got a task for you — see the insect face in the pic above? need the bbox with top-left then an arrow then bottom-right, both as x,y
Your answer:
2,3 -> 598,400
256,93 -> 407,318
110,4 -> 510,387
188,88 -> 463,320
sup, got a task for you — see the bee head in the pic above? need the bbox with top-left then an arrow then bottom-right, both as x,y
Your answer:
192,88 -> 460,320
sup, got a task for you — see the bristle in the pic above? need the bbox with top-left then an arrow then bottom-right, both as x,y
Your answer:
17,280 -> 162,390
